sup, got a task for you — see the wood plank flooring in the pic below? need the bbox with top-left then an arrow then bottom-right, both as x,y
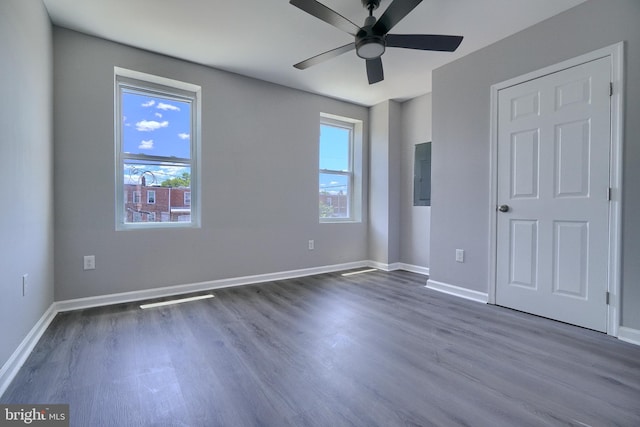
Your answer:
2,270 -> 639,426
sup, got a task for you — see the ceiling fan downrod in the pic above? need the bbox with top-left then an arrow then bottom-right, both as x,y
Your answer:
362,0 -> 381,15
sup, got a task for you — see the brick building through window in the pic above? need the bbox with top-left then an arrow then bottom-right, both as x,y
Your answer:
124,184 -> 191,223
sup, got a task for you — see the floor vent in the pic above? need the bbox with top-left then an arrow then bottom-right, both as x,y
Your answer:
341,268 -> 378,277
140,294 -> 214,309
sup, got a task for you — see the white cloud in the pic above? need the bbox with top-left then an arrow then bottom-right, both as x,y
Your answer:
155,112 -> 163,118
139,140 -> 154,150
178,133 -> 190,140
158,165 -> 188,175
135,120 -> 169,132
157,102 -> 180,111
142,100 -> 155,107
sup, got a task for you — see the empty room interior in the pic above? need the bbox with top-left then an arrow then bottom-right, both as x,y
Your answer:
1,0 -> 640,425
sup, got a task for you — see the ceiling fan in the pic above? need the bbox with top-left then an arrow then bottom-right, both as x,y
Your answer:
290,0 -> 463,84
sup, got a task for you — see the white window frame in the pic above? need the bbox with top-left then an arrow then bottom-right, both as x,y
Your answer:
319,113 -> 363,223
114,67 -> 201,230
147,190 -> 156,204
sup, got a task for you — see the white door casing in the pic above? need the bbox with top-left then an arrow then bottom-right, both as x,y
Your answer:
488,43 -> 624,334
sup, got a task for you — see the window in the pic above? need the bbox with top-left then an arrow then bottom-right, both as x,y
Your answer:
319,114 -> 362,222
184,192 -> 191,206
413,142 -> 431,206
115,68 -> 201,230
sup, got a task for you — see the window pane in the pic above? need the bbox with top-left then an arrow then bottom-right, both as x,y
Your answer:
121,91 -> 191,159
319,124 -> 349,171
319,173 -> 350,218
123,162 -> 191,224
116,69 -> 200,230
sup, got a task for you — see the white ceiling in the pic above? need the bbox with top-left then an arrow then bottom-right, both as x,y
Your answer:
42,0 -> 587,106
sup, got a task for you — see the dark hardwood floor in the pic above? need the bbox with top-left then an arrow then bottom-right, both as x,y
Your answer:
2,270 -> 639,426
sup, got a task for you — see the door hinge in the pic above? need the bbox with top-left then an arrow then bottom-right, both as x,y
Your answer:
606,291 -> 610,305
607,187 -> 612,201
610,82 -> 613,97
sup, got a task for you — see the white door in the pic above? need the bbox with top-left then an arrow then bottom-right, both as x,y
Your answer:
496,57 -> 611,332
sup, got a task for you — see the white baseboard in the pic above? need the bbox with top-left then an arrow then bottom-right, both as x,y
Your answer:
426,279 -> 489,304
52,257 -> 433,310
366,260 -> 396,271
396,263 -> 429,276
365,261 -> 429,276
618,326 -> 640,346
0,304 -> 58,397
55,261 -> 370,312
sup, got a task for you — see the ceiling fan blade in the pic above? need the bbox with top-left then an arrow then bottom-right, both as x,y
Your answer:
386,34 -> 463,52
290,0 -> 360,35
366,58 -> 384,84
372,0 -> 422,35
294,43 -> 355,69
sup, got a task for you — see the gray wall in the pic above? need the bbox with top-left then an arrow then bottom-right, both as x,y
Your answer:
430,0 -> 640,328
370,94 -> 432,271
400,94 -> 432,269
368,100 -> 402,266
0,1 -> 54,369
53,28 -> 369,301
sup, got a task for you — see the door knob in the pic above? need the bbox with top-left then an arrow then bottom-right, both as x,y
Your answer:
498,204 -> 510,212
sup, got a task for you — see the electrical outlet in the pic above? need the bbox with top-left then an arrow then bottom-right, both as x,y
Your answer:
455,249 -> 465,263
22,274 -> 28,297
84,255 -> 96,270
308,240 -> 315,250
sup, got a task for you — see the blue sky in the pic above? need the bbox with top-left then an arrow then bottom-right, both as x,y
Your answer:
122,92 -> 191,185
319,124 -> 350,195
319,124 -> 349,170
122,91 -> 191,158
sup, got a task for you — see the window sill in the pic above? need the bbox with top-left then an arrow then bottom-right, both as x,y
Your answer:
320,218 -> 360,224
116,221 -> 200,231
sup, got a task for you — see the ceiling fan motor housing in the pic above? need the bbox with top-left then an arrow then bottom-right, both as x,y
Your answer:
356,15 -> 386,59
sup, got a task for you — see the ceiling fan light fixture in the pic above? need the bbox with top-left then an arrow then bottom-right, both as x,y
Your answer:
356,37 -> 385,59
